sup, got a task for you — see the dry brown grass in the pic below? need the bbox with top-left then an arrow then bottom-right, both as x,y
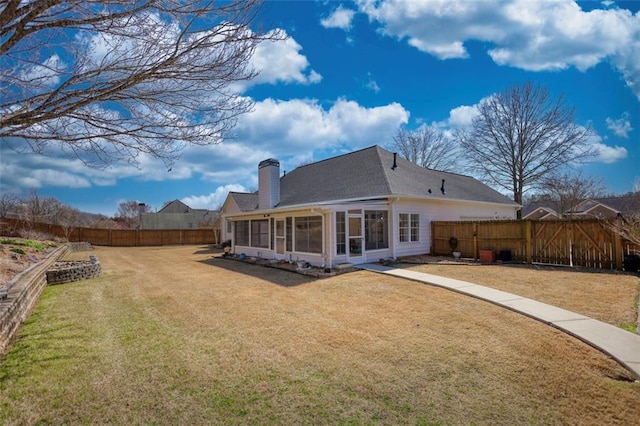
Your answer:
0,245 -> 638,425
400,262 -> 640,327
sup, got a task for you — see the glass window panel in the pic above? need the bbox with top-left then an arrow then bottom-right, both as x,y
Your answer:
365,210 -> 388,250
251,219 -> 269,248
294,216 -> 322,254
336,212 -> 346,255
234,220 -> 249,246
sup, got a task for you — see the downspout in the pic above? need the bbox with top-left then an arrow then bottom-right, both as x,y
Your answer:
390,197 -> 399,260
325,211 -> 332,269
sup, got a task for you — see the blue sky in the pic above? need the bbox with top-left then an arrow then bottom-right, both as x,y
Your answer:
1,0 -> 639,216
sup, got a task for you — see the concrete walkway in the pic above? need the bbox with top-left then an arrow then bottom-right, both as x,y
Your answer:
359,263 -> 640,381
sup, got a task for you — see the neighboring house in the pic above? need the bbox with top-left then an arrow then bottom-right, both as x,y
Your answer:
140,200 -> 219,230
523,194 -> 640,220
221,145 -> 519,267
521,202 -> 561,220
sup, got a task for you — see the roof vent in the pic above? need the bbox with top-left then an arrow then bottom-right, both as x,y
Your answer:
441,179 -> 446,195
392,152 -> 398,170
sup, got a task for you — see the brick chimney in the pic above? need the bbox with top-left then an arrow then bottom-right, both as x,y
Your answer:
258,158 -> 280,210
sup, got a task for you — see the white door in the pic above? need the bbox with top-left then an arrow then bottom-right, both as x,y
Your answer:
275,219 -> 285,255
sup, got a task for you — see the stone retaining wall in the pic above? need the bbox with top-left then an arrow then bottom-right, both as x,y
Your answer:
47,259 -> 102,285
0,245 -> 69,358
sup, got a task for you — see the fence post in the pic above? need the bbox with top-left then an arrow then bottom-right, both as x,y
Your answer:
525,221 -> 532,264
472,222 -> 478,260
612,219 -> 623,270
430,221 -> 435,255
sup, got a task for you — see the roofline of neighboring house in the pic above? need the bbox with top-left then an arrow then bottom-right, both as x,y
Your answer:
574,202 -> 619,216
522,206 -> 559,219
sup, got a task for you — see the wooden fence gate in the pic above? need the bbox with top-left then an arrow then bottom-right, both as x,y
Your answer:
531,221 -> 619,269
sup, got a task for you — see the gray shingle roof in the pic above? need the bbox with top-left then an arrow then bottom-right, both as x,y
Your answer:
229,146 -> 518,211
278,145 -> 517,207
229,192 -> 258,212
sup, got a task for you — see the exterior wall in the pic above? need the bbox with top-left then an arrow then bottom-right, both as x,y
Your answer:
221,198 -> 243,242
228,211 -> 327,267
223,197 -> 516,267
393,199 -> 517,259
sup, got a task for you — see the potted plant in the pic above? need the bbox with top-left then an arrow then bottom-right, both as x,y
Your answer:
479,250 -> 496,263
221,239 -> 232,256
449,237 -> 461,258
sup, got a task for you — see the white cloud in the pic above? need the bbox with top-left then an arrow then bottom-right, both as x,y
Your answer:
2,97 -> 409,201
591,141 -> 628,163
321,5 -> 357,30
588,135 -> 629,164
249,30 -> 322,86
0,145 -> 125,190
446,104 -> 479,128
364,73 -> 381,93
182,184 -> 248,210
356,0 -> 640,99
235,97 -> 409,154
606,113 -> 634,138
18,54 -> 64,88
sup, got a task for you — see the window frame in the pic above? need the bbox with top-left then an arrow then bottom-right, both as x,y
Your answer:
399,213 -> 420,243
294,216 -> 323,254
364,210 -> 388,250
336,211 -> 346,255
234,220 -> 249,246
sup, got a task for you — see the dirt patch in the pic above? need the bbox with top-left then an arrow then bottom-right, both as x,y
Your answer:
0,238 -> 58,286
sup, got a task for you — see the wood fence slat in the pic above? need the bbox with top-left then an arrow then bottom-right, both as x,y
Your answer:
0,218 -> 215,247
431,219 -> 640,271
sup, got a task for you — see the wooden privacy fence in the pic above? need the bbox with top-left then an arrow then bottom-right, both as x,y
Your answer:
431,219 -> 640,270
0,218 -> 216,247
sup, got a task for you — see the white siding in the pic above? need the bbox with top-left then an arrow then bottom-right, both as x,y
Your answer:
392,199 -> 516,259
224,197 -> 516,266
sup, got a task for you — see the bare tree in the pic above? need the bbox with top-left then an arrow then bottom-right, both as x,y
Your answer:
539,170 -> 605,218
610,216 -> 640,246
0,1 -> 281,167
55,204 -> 82,240
116,200 -> 150,229
0,191 -> 21,218
607,191 -> 640,246
19,189 -> 62,224
456,82 -> 595,216
391,125 -> 458,171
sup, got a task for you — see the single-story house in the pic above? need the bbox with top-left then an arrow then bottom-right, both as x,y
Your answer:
221,145 -> 519,267
140,200 -> 219,230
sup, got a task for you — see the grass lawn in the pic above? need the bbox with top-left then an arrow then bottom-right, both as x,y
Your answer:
0,246 -> 639,424
401,262 -> 640,331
